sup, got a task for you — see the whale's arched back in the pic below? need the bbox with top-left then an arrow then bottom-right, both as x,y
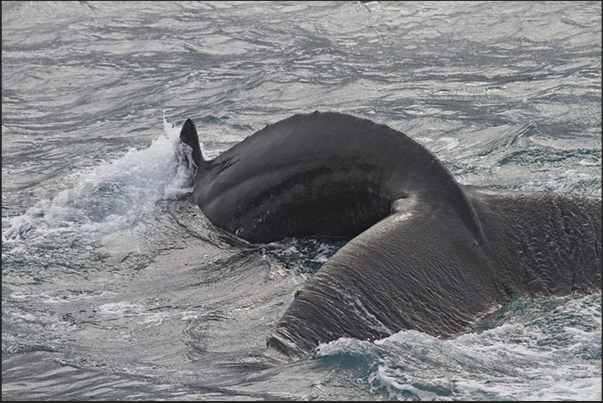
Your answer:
177,112 -> 601,362
182,111 -> 484,245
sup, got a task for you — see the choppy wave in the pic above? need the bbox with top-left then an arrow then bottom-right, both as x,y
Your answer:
3,119 -> 186,242
2,1 -> 601,400
315,294 -> 601,401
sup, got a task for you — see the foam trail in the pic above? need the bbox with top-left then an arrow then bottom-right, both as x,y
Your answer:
3,119 -> 195,244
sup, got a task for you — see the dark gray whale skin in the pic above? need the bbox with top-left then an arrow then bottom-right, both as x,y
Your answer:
178,111 -> 602,361
180,111 -> 484,245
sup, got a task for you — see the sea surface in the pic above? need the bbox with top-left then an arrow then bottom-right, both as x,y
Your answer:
2,1 -> 601,400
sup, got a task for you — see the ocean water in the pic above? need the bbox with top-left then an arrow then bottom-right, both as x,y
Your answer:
2,1 -> 601,400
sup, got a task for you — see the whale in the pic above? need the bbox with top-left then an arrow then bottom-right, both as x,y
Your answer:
178,111 -> 602,361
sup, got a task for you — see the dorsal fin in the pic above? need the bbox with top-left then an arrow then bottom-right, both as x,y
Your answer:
179,118 -> 205,170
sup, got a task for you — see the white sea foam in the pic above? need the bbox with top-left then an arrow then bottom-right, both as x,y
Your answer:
10,291 -> 115,304
310,243 -> 338,263
98,302 -> 147,317
2,119 -> 195,245
370,365 -> 448,401
313,295 -> 601,401
316,337 -> 377,358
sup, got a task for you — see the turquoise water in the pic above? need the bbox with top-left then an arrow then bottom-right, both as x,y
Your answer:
2,1 -> 601,400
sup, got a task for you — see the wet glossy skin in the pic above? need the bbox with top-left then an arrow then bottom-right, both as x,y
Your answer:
181,111 -> 482,244
179,112 -> 602,362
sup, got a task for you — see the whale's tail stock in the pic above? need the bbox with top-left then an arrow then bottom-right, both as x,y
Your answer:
265,187 -> 602,362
